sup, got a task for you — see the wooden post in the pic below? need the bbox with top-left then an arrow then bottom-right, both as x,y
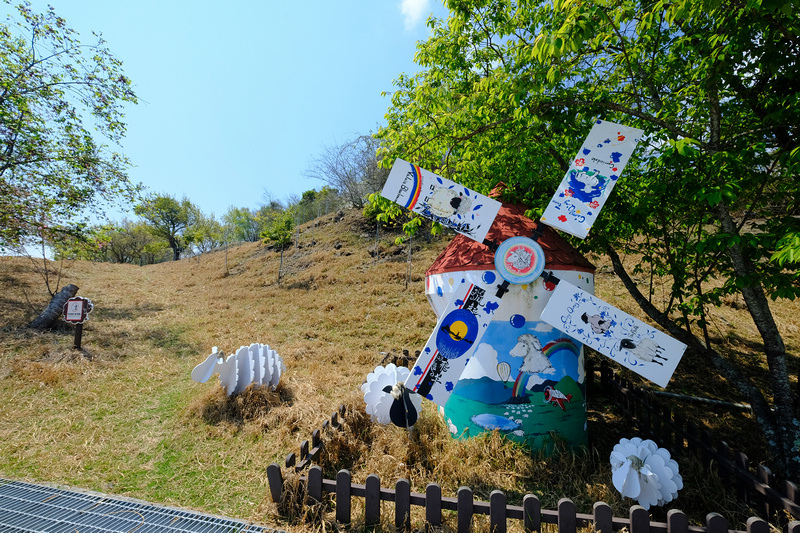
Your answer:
73,322 -> 83,350
558,498 -> 577,533
593,502 -> 613,533
266,463 -> 283,504
457,486 -> 474,533
523,494 -> 540,533
629,505 -> 650,533
667,509 -> 688,533
396,478 -> 411,532
490,490 -> 507,533
308,465 -> 323,503
426,483 -> 442,530
365,474 -> 381,527
705,512 -> 728,533
336,469 -> 351,525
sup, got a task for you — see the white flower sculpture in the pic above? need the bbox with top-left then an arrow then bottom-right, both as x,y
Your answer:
361,364 -> 422,428
192,344 -> 286,396
610,437 -> 683,510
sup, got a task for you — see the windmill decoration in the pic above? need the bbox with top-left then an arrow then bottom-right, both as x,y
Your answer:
423,195 -> 595,448
374,119 -> 687,450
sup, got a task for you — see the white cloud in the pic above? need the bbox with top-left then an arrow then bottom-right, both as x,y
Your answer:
400,0 -> 431,30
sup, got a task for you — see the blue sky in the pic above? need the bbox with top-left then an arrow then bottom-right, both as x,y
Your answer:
17,0 -> 449,220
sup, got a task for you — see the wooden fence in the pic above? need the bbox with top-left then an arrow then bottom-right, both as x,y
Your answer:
266,358 -> 800,531
266,464 -> 799,533
586,359 -> 800,523
283,404 -> 346,472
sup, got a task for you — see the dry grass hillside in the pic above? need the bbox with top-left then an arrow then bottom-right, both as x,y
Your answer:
0,208 -> 798,532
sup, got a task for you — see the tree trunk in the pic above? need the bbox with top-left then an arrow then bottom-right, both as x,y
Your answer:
27,284 -> 79,330
715,202 -> 800,479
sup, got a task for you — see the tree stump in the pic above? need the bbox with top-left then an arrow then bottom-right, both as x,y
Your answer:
27,284 -> 79,330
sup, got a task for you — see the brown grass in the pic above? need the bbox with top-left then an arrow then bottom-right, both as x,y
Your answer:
0,208 -> 797,532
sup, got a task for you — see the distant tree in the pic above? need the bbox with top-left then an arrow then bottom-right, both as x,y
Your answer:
187,212 -> 224,254
262,209 -> 295,282
223,206 -> 261,242
101,220 -> 161,264
134,194 -> 199,261
305,135 -> 388,208
0,1 -> 139,253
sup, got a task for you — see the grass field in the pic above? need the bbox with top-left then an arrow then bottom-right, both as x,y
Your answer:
1,209 -> 797,532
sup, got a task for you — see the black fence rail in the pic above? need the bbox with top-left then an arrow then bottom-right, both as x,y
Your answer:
266,464 -> 799,533
586,359 -> 800,523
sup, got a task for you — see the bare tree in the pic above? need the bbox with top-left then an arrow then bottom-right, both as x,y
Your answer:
305,135 -> 388,209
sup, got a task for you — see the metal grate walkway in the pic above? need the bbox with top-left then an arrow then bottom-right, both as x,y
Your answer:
0,478 -> 284,532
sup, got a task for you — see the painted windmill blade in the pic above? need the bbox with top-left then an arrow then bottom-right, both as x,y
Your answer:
381,119 -> 687,398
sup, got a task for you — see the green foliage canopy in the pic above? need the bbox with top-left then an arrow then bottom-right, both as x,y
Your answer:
378,0 -> 799,476
134,194 -> 199,261
0,1 -> 139,250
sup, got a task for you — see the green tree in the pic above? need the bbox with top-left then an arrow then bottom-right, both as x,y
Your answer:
0,1 -> 139,252
187,212 -> 223,255
134,194 -> 199,261
100,220 -> 162,264
379,0 -> 800,477
222,206 -> 261,242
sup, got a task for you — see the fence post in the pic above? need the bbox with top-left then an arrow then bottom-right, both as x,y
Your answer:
336,469 -> 351,525
490,490 -> 507,533
706,512 -> 728,533
756,465 -> 772,518
300,440 -> 309,461
365,473 -> 381,527
736,452 -> 750,504
396,478 -> 411,532
629,505 -> 650,533
267,463 -> 283,504
783,480 -> 798,505
600,360 -> 610,388
667,509 -> 688,533
524,494 -> 541,533
426,483 -> 442,530
558,498 -> 577,533
716,441 -> 732,483
593,502 -> 613,533
457,486 -> 474,533
746,516 -> 770,533
661,405 -> 673,448
308,465 -> 323,503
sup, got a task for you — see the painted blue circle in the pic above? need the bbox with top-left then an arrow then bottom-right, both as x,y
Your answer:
482,271 -> 496,284
510,314 -> 526,328
494,236 -> 546,285
436,308 -> 479,359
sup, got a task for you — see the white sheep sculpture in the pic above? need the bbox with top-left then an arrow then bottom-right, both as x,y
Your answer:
191,343 -> 286,396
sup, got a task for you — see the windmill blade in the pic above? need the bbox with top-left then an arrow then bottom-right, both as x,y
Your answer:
540,279 -> 686,388
382,158 -> 502,245
541,120 -> 644,239
406,271 -> 505,407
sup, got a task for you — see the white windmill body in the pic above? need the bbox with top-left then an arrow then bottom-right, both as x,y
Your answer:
424,196 -> 595,451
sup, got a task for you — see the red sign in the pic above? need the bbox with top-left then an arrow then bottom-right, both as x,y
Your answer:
63,297 -> 93,324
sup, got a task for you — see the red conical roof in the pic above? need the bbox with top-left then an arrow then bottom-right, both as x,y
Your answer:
426,196 -> 595,276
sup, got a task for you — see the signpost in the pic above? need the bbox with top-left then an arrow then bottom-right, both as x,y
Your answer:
62,297 -> 93,350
